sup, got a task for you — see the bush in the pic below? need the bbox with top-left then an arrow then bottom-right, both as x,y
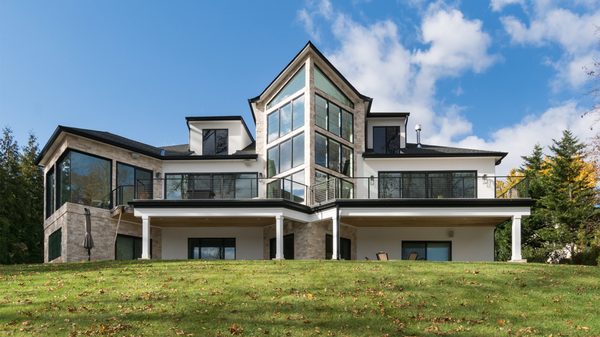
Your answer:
571,246 -> 600,266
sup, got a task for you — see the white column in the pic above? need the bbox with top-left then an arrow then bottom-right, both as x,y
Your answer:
275,215 -> 284,260
141,216 -> 151,259
511,215 -> 523,262
332,212 -> 339,260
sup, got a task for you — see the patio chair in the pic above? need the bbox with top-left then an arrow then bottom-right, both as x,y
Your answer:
376,251 -> 389,261
408,252 -> 418,260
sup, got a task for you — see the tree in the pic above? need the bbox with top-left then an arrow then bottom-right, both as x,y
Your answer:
538,130 -> 598,260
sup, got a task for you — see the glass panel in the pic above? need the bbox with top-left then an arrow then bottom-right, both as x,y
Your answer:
116,236 -> 135,260
267,111 -> 279,143
292,133 -> 304,168
68,151 -> 111,209
340,237 -> 351,260
328,103 -> 341,137
45,168 -> 55,218
267,65 -> 306,110
373,127 -> 386,154
292,170 -> 305,203
340,180 -> 353,199
165,174 -> 184,200
315,171 -> 328,203
201,247 -> 220,260
280,102 -> 292,136
379,172 -> 401,198
215,130 -> 228,155
213,174 -> 235,199
328,139 -> 340,172
402,173 -> 426,198
341,146 -> 353,177
267,146 -> 279,177
386,127 -> 401,154
292,95 -> 304,130
48,228 -> 62,261
279,139 -> 292,173
341,110 -> 353,142
224,247 -> 236,260
282,176 -> 292,200
453,172 -> 476,198
314,66 -> 354,108
203,130 -> 215,155
135,169 -> 153,200
235,174 -> 256,199
189,174 -> 212,199
429,172 -> 453,199
267,180 -> 281,198
427,242 -> 450,261
402,242 -> 426,260
117,163 -> 135,205
315,95 -> 328,130
315,133 -> 327,167
58,153 -> 71,207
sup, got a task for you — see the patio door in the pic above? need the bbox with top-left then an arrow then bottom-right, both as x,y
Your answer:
269,234 -> 294,259
401,241 -> 451,261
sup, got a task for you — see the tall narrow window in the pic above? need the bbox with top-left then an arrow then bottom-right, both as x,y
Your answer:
292,133 -> 304,168
316,95 -> 328,130
203,129 -> 228,155
315,133 -> 327,167
328,139 -> 340,172
267,65 -> 306,110
45,167 -> 55,218
328,103 -> 341,136
48,228 -> 62,261
292,95 -> 305,130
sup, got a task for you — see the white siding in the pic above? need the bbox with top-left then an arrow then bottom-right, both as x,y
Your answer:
161,227 -> 263,260
366,117 -> 407,149
188,120 -> 253,155
356,226 -> 494,261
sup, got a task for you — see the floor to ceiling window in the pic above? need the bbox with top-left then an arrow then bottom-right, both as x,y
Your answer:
57,150 -> 112,209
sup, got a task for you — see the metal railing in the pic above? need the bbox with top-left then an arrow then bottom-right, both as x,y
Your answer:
110,175 -> 530,207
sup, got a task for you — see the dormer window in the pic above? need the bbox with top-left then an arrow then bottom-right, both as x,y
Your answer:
373,126 -> 401,154
203,129 -> 228,155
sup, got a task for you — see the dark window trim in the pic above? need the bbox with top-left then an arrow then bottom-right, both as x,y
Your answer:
56,148 -> 113,210
45,165 -> 55,219
114,234 -> 152,260
48,227 -> 62,261
202,129 -> 229,155
401,240 -> 452,261
266,64 -> 306,110
315,132 -> 353,177
315,94 -> 354,143
314,66 -> 355,110
163,172 -> 258,200
378,170 -> 478,199
266,133 -> 304,177
116,161 -> 154,200
267,94 -> 305,144
325,234 -> 352,260
188,237 -> 236,260
269,234 -> 295,260
372,126 -> 401,154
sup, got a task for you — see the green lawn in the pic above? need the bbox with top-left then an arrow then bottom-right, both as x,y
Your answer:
0,261 -> 599,336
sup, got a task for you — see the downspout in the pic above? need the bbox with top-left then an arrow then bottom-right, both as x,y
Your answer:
113,207 -> 123,257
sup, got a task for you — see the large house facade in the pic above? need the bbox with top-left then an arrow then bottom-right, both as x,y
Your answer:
37,42 -> 532,263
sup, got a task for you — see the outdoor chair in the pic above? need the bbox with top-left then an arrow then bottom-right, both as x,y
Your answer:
376,251 -> 389,260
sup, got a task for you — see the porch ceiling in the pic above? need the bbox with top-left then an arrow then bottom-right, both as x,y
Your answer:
149,216 -> 274,227
341,216 -> 510,227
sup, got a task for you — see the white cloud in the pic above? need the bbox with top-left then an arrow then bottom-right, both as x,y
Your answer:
500,4 -> 600,89
490,0 -> 524,12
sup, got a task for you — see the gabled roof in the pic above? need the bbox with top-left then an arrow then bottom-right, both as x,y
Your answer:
363,142 -> 508,165
185,115 -> 255,143
35,125 -> 257,165
247,41 -> 373,122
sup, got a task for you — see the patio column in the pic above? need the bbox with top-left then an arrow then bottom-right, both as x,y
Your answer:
510,215 -> 524,262
332,211 -> 339,260
141,216 -> 151,259
275,214 -> 284,260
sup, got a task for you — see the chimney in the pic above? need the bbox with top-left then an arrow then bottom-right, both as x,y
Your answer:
415,124 -> 422,148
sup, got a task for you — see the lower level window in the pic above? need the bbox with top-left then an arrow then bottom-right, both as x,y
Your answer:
325,234 -> 351,260
402,241 -> 451,261
269,234 -> 294,259
115,234 -> 147,260
188,238 -> 236,260
48,228 -> 62,261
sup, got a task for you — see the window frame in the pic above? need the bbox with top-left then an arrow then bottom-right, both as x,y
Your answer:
325,234 -> 352,260
116,161 -> 153,205
314,170 -> 354,201
266,170 -> 305,203
315,132 -> 353,177
48,227 -> 62,261
315,94 -> 354,143
314,65 -> 354,109
269,234 -> 295,260
267,94 -> 305,143
45,166 -> 55,219
114,234 -> 152,260
202,129 -> 229,155
266,133 -> 304,178
188,238 -> 236,260
378,171 -> 478,199
372,126 -> 401,154
56,148 -> 113,210
401,241 -> 452,261
163,172 -> 258,200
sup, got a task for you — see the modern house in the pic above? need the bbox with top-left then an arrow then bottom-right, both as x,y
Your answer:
37,42 -> 532,263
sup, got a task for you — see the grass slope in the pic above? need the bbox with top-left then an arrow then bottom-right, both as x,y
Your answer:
0,260 -> 599,336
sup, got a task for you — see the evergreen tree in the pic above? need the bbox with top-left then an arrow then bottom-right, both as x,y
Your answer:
539,130 -> 598,260
0,128 -> 23,263
20,134 -> 43,262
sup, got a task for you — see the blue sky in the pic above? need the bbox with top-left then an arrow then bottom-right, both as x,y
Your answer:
1,0 -> 598,172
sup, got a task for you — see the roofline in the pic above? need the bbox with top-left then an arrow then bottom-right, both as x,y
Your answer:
367,112 -> 410,118
362,152 -> 508,165
129,197 -> 534,213
185,115 -> 255,143
162,154 -> 258,161
248,41 -> 373,121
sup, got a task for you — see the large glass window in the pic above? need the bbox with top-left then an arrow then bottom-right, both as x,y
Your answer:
378,171 -> 476,198
315,133 -> 353,177
267,95 -> 305,143
402,241 -> 451,261
57,150 -> 112,209
116,163 -> 153,206
315,94 -> 353,143
326,234 -> 351,260
45,167 -> 55,218
188,238 -> 235,260
48,228 -> 61,261
267,170 -> 305,203
266,133 -> 304,177
115,234 -> 149,260
373,126 -> 401,154
203,129 -> 228,155
314,66 -> 354,109
164,173 -> 257,200
267,65 -> 306,110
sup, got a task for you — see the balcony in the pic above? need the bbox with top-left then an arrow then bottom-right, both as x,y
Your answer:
112,175 -> 529,208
